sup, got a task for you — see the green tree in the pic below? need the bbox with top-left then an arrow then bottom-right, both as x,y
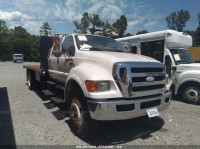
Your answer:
39,22 -> 52,36
89,14 -> 103,34
10,26 -> 29,38
0,19 -> 41,62
166,12 -> 177,30
166,10 -> 190,32
195,13 -> 200,46
0,20 -> 9,60
0,19 -> 9,37
124,32 -> 133,37
184,30 -> 196,46
112,15 -> 127,38
73,12 -> 90,34
101,20 -> 112,37
136,30 -> 148,35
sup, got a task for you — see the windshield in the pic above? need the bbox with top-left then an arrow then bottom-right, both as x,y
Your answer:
14,55 -> 23,57
170,49 -> 195,64
75,35 -> 127,52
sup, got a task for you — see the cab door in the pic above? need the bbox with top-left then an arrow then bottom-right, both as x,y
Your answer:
48,37 -> 62,82
57,36 -> 75,83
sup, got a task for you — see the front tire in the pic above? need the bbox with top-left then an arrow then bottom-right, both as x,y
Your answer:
68,89 -> 98,138
181,83 -> 200,104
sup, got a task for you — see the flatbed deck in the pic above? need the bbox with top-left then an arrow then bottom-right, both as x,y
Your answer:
24,65 -> 41,71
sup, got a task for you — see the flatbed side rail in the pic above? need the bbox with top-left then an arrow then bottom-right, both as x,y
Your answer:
23,65 -> 41,71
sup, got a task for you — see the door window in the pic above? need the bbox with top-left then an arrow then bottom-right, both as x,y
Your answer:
131,46 -> 137,54
62,36 -> 75,56
141,40 -> 164,62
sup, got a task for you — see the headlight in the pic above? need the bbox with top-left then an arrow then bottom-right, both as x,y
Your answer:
85,81 -> 110,92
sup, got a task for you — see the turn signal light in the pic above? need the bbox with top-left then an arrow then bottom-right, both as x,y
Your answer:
85,81 -> 110,92
85,81 -> 98,92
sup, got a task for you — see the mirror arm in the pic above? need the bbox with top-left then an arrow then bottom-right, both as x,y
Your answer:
172,66 -> 177,71
64,51 -> 73,61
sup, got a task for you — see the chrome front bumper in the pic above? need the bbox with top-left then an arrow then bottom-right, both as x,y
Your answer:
87,91 -> 171,120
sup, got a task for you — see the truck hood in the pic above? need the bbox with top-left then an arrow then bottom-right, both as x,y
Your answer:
75,51 -> 161,78
77,51 -> 159,64
177,63 -> 200,71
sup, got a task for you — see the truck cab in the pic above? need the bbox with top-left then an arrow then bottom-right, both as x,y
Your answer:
25,34 -> 171,138
116,30 -> 200,104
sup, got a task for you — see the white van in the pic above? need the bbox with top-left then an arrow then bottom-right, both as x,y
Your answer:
116,30 -> 200,104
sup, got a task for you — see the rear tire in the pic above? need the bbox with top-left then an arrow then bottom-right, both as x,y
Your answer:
181,83 -> 200,104
27,71 -> 37,90
68,89 -> 98,138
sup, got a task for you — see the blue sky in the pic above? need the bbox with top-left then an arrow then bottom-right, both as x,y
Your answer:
0,0 -> 199,35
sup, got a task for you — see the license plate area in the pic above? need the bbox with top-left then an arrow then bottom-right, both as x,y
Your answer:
147,107 -> 159,118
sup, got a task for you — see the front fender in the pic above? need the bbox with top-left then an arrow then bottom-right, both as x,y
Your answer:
65,63 -> 122,99
175,70 -> 200,94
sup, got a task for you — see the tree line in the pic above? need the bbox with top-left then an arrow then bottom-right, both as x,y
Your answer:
0,20 -> 41,61
73,12 -> 133,38
0,9 -> 200,61
166,10 -> 200,46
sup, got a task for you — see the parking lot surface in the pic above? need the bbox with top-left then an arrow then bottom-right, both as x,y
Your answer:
0,62 -> 200,145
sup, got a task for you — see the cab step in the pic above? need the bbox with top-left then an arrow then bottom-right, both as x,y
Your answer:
55,85 -> 65,91
42,90 -> 54,96
43,102 -> 56,109
46,81 -> 57,86
50,97 -> 65,104
51,110 -> 66,120
46,81 -> 65,91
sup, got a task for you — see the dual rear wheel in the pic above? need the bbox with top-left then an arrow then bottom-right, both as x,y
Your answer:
27,71 -> 38,90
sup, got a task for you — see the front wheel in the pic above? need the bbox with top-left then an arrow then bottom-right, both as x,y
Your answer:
182,83 -> 200,104
68,89 -> 98,138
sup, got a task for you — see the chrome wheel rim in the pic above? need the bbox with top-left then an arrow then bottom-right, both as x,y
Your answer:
185,87 -> 200,102
70,98 -> 83,127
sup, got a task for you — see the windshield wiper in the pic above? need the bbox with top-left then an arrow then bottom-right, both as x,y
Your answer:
90,47 -> 103,51
103,48 -> 127,53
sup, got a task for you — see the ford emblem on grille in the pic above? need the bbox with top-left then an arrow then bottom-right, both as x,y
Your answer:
146,77 -> 155,82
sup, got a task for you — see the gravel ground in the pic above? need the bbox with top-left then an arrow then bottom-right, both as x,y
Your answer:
0,61 -> 200,146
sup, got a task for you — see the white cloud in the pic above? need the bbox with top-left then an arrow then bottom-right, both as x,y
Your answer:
144,20 -> 157,28
0,10 -> 31,20
0,10 -> 42,34
128,19 -> 145,27
0,0 -> 161,35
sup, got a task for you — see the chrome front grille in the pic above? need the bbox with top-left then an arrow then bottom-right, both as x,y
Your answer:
113,62 -> 166,98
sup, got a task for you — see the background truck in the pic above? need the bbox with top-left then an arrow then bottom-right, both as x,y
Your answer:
13,54 -> 23,63
116,30 -> 200,104
24,34 -> 171,138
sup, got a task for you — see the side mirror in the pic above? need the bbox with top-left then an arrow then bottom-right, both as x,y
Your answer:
172,66 -> 177,71
53,50 -> 62,57
165,55 -> 172,77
